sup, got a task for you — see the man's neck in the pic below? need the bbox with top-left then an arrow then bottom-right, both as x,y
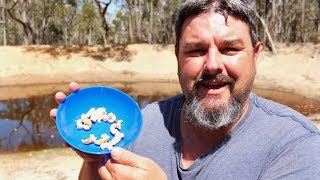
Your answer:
179,100 -> 249,168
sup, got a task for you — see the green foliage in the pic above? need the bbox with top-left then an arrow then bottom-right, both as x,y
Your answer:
74,2 -> 104,45
2,0 -> 320,45
80,2 -> 98,28
48,22 -> 64,44
310,32 -> 320,44
66,0 -> 78,7
6,20 -> 23,45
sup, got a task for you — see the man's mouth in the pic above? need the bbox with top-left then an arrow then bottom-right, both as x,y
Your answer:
194,74 -> 235,93
201,80 -> 229,90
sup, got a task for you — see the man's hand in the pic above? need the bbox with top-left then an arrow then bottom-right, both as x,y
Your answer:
49,81 -> 80,120
99,147 -> 167,180
49,81 -> 103,161
49,82 -> 103,179
50,82 -> 166,180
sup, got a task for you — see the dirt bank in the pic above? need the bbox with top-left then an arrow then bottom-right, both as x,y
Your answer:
0,43 -> 320,100
0,43 -> 320,179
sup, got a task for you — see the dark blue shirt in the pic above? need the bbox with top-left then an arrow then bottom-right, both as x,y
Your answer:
129,93 -> 320,179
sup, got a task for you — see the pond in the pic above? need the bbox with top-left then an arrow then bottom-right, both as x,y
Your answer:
0,83 -> 320,153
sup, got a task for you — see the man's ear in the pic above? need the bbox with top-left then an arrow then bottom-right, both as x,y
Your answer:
175,45 -> 180,77
253,42 -> 261,62
175,45 -> 179,61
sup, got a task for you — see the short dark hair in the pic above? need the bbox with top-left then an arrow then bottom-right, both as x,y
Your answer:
175,0 -> 258,49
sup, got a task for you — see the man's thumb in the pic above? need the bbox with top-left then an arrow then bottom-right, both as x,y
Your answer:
110,147 -> 145,169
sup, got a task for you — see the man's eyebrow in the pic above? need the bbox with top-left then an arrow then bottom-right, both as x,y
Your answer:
221,38 -> 244,46
181,42 -> 206,49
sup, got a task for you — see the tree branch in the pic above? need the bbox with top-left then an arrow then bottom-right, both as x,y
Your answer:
4,0 -> 25,26
97,0 -> 111,6
254,10 -> 277,54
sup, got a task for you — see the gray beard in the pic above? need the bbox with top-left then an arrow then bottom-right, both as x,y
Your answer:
184,93 -> 246,130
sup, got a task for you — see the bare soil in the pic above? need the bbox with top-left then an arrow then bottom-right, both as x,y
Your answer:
0,43 -> 320,179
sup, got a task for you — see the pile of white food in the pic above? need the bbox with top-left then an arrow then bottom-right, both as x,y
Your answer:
76,107 -> 125,150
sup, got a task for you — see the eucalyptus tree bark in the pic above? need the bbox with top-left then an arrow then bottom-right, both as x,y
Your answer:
254,11 -> 277,54
318,0 -> 320,32
2,15 -> 5,46
271,0 -> 276,41
63,11 -> 69,45
0,0 -> 6,45
134,0 -> 142,43
147,0 -> 153,44
300,0 -> 305,43
281,0 -> 286,42
19,0 -> 31,44
94,0 -> 111,45
38,0 -> 63,44
3,0 -> 57,45
126,0 -> 134,43
87,28 -> 92,45
274,0 -> 283,42
5,0 -> 37,44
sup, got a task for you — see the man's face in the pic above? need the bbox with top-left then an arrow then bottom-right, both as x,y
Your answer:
176,12 -> 260,129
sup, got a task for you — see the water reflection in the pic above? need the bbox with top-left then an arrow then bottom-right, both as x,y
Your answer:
0,89 -> 320,153
0,93 -> 170,153
253,88 -> 320,116
0,96 -> 63,152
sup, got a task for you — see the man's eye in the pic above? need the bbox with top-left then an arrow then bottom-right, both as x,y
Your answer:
220,48 -> 239,55
187,49 -> 206,56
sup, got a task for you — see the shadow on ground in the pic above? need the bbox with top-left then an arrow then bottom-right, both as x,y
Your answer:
23,45 -> 136,62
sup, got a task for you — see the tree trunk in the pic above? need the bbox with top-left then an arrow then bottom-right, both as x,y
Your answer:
254,11 -> 277,54
63,13 -> 69,45
20,0 -> 29,45
94,0 -> 111,45
318,0 -> 320,33
134,0 -> 142,43
300,0 -> 305,43
88,28 -> 92,45
127,0 -> 134,43
3,19 -> 6,46
0,0 -> 6,45
281,0 -> 286,42
271,0 -> 276,41
148,0 -> 153,44
5,0 -> 37,45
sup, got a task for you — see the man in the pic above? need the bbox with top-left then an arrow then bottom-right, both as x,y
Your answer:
51,0 -> 320,179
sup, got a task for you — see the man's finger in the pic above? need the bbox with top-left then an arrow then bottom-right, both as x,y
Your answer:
55,92 -> 66,104
98,162 -> 112,180
105,159 -> 143,180
110,147 -> 147,169
69,81 -> 80,92
49,108 -> 57,120
106,149 -> 167,179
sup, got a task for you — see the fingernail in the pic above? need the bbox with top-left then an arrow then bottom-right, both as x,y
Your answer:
111,147 -> 122,159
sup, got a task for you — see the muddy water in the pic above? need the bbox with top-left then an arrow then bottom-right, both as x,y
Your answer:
253,88 -> 320,116
0,84 -> 319,153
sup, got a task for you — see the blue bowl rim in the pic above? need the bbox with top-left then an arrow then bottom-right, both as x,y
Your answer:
55,85 -> 143,154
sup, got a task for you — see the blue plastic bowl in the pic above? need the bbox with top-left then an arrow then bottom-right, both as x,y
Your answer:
55,86 -> 143,154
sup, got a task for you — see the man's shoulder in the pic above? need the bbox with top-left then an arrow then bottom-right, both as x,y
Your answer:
250,93 -> 319,134
247,93 -> 320,162
235,93 -> 320,178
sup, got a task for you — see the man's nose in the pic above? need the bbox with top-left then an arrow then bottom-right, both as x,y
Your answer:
203,48 -> 223,74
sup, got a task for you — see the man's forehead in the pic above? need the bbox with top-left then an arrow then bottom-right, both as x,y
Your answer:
181,12 -> 249,42
188,12 -> 246,28
183,12 -> 227,27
